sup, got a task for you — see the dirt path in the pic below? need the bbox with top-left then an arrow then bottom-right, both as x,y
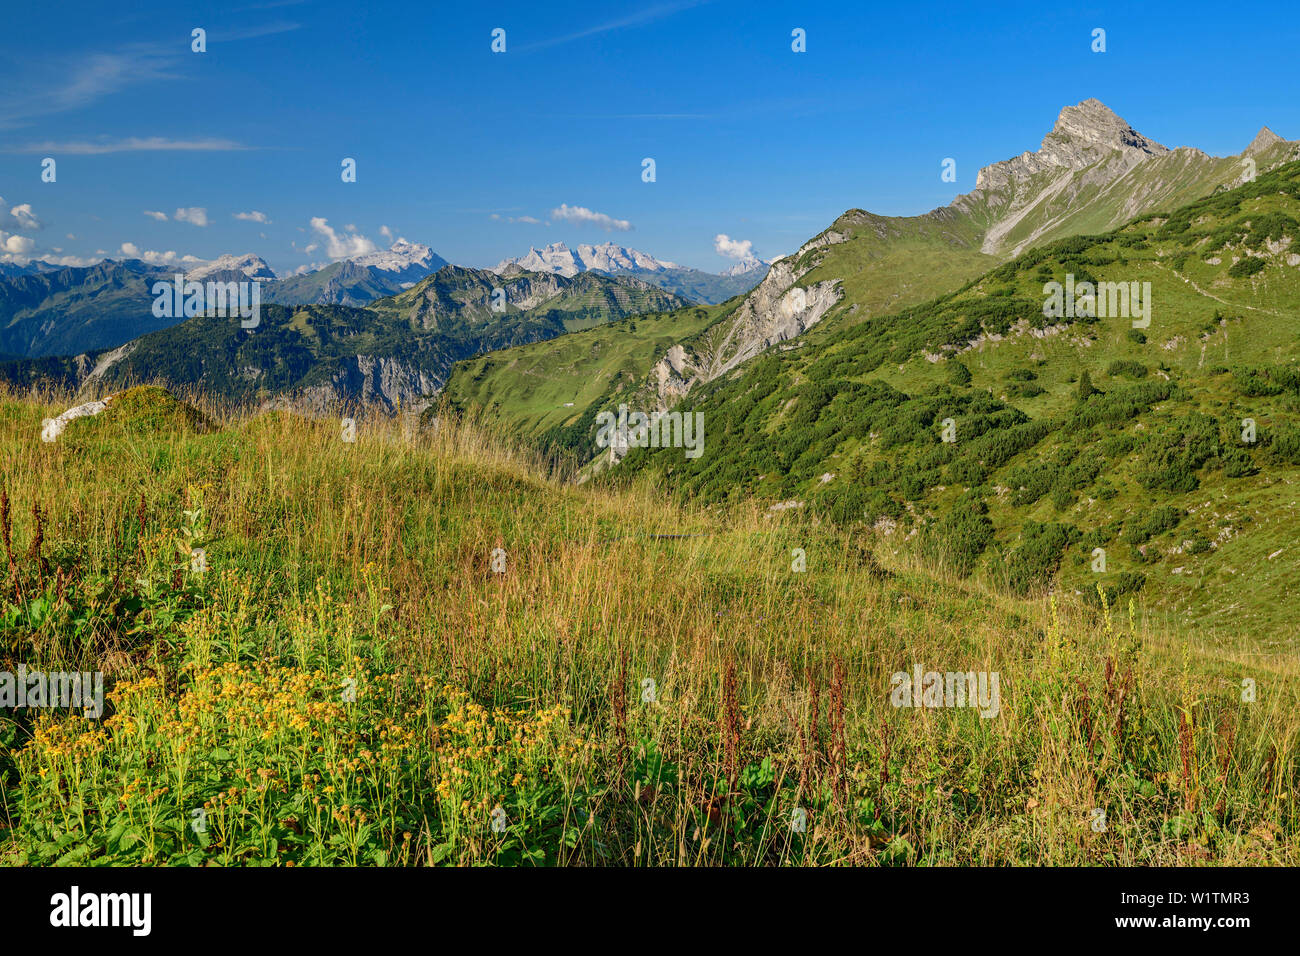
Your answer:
1152,261 -> 1291,319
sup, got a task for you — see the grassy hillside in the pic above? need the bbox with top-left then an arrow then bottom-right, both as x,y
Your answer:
442,210 -> 998,448
442,302 -> 731,453
608,160 -> 1300,640
1,385 -> 1295,866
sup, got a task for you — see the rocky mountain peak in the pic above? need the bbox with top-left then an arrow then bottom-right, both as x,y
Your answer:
185,254 -> 278,282
970,99 -> 1167,194
493,241 -> 678,277
1244,125 -> 1285,156
1045,98 -> 1168,157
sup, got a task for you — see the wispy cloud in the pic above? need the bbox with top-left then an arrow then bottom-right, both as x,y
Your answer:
516,0 -> 710,52
0,48 -> 177,130
1,137 -> 255,155
212,21 -> 302,41
550,204 -> 632,232
0,22 -> 298,130
234,210 -> 272,224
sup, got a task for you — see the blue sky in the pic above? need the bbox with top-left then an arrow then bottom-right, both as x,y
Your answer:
2,0 -> 1298,275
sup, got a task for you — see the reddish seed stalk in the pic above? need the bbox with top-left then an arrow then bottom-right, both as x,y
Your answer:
722,659 -> 740,788
829,658 -> 847,806
1,487 -> 15,585
1178,709 -> 1196,814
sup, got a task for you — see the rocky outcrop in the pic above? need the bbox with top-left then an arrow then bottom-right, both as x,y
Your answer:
642,256 -> 842,410
261,355 -> 441,417
41,396 -> 112,441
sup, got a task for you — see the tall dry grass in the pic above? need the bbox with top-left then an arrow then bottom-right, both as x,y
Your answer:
0,384 -> 1295,865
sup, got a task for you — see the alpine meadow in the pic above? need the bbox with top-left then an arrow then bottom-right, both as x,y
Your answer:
2,2 -> 1299,919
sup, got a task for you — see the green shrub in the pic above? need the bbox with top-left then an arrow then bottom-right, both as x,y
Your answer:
1123,505 -> 1185,546
1228,256 -> 1266,278
1006,522 -> 1080,594
1107,360 -> 1148,379
922,495 -> 994,576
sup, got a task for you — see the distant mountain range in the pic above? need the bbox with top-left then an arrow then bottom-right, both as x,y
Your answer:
0,237 -> 757,359
269,240 -> 449,306
494,241 -> 771,304
0,260 -> 66,280
0,265 -> 689,412
0,241 -> 450,359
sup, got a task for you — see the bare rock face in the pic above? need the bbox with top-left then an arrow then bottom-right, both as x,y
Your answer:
287,354 -> 441,417
973,99 -> 1168,194
951,99 -> 1177,256
644,257 -> 842,409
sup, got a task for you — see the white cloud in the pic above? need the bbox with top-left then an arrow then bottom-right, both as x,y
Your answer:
493,213 -> 543,225
44,253 -> 102,267
379,225 -> 393,240
174,207 -> 209,227
9,203 -> 40,230
309,217 -> 377,259
143,210 -> 168,221
0,198 -> 42,232
117,241 -> 202,267
234,210 -> 271,224
714,233 -> 754,260
303,243 -> 319,255
550,203 -> 632,232
1,233 -> 36,255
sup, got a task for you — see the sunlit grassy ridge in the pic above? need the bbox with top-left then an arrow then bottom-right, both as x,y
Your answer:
0,386 -> 1296,866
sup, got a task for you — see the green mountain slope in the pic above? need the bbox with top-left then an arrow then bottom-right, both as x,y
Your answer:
605,159 -> 1300,638
371,265 -> 688,335
0,260 -> 170,357
442,101 -> 1297,444
442,301 -> 732,455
